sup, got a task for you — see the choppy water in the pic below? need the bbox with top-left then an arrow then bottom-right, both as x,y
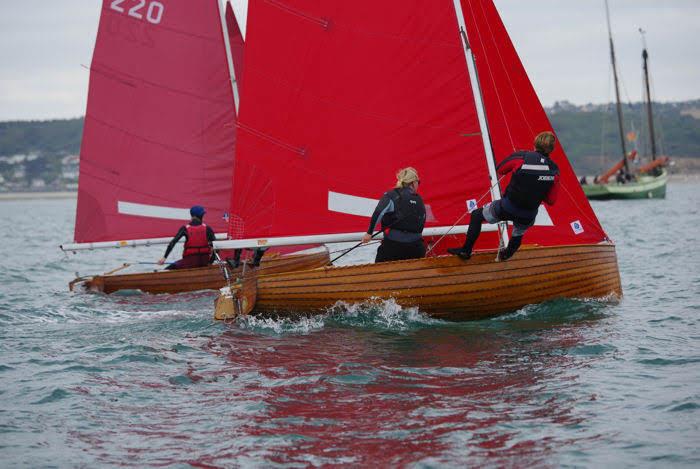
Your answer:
1,183 -> 699,467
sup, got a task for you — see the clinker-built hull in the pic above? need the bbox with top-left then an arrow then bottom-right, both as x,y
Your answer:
216,244 -> 622,321
71,249 -> 330,295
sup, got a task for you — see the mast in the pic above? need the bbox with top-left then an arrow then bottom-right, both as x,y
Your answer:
640,28 -> 657,160
604,0 -> 630,174
218,0 -> 240,114
451,0 -> 509,248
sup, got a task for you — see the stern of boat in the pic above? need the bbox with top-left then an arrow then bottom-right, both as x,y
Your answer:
214,277 -> 258,321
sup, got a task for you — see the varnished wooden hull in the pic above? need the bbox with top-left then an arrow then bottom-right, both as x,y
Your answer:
242,244 -> 621,321
72,249 -> 330,295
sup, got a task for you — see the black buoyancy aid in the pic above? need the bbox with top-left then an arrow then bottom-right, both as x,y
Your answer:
381,188 -> 426,234
183,223 -> 212,257
504,152 -> 559,210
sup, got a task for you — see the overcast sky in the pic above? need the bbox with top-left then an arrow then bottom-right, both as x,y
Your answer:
0,1 -> 697,121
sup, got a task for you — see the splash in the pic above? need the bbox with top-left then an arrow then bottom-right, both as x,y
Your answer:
327,298 -> 443,331
235,314 -> 327,335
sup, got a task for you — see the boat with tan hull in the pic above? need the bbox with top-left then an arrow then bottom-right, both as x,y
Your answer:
71,248 -> 330,295
215,244 -> 621,321
212,0 -> 623,321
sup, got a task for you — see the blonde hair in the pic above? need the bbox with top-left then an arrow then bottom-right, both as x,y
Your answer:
395,167 -> 419,188
534,131 -> 556,155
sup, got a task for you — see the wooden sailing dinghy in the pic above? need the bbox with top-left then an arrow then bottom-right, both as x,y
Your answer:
63,1 -> 325,293
214,0 -> 622,321
215,245 -> 620,321
71,247 -> 330,295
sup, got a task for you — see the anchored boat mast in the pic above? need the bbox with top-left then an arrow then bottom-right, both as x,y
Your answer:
640,29 -> 657,160
605,0 -> 630,175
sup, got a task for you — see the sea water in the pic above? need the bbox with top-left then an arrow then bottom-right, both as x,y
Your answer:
0,182 -> 698,466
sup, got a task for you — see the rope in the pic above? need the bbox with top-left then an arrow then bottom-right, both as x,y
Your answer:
425,175 -> 506,255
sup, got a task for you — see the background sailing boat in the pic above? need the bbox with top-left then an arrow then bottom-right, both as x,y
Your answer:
214,0 -> 622,320
581,0 -> 668,200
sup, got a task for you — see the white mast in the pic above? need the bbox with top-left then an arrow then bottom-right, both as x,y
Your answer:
450,0 -> 509,249
218,0 -> 240,114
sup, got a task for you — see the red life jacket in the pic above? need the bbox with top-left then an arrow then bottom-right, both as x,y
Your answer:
182,223 -> 212,258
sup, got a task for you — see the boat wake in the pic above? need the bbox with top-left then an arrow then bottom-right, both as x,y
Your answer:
496,296 -> 615,322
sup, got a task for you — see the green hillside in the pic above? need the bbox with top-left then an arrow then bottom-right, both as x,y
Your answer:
0,99 -> 699,188
0,118 -> 83,158
549,100 -> 700,174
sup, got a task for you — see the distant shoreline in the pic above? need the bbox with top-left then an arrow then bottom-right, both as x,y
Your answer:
0,191 -> 77,201
0,174 -> 697,202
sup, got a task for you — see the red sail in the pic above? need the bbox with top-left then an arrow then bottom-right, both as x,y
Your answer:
459,0 -> 609,246
226,1 -> 245,88
229,1 -> 493,241
229,0 -> 608,248
74,0 -> 241,243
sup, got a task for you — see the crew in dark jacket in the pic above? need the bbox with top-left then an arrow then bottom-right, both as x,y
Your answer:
448,131 -> 561,261
362,167 -> 427,263
158,205 -> 216,269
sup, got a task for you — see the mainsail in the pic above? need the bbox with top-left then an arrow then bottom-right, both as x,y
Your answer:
72,0 -> 242,246
221,0 -> 608,250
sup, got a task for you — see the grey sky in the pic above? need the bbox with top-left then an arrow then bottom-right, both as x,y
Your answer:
0,1 -> 697,121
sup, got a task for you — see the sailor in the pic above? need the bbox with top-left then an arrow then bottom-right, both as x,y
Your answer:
362,167 -> 427,263
158,205 -> 216,269
448,131 -> 561,261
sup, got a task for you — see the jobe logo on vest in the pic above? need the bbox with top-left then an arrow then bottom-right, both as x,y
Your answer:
538,176 -> 555,181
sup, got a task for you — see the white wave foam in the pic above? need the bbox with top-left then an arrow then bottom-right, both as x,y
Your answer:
235,314 -> 326,334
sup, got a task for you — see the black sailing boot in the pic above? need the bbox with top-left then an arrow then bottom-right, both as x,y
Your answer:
251,248 -> 266,267
447,245 -> 472,260
496,235 -> 522,262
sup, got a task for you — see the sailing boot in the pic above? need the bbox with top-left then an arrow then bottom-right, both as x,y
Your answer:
447,245 -> 472,260
251,248 -> 267,267
448,208 -> 484,260
496,235 -> 522,262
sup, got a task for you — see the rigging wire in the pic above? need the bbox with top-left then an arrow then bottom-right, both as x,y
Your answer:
425,174 -> 506,255
468,1 -> 518,151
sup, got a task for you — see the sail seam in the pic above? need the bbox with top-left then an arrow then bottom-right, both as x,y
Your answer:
264,0 -> 330,29
102,6 -> 222,43
236,122 -> 307,156
84,114 -> 230,162
87,63 -> 230,107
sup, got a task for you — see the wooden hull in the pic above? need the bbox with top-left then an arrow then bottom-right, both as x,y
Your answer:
72,249 -> 330,295
582,169 -> 667,200
222,244 -> 621,321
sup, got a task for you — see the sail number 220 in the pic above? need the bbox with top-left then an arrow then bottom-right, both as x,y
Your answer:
110,0 -> 165,24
